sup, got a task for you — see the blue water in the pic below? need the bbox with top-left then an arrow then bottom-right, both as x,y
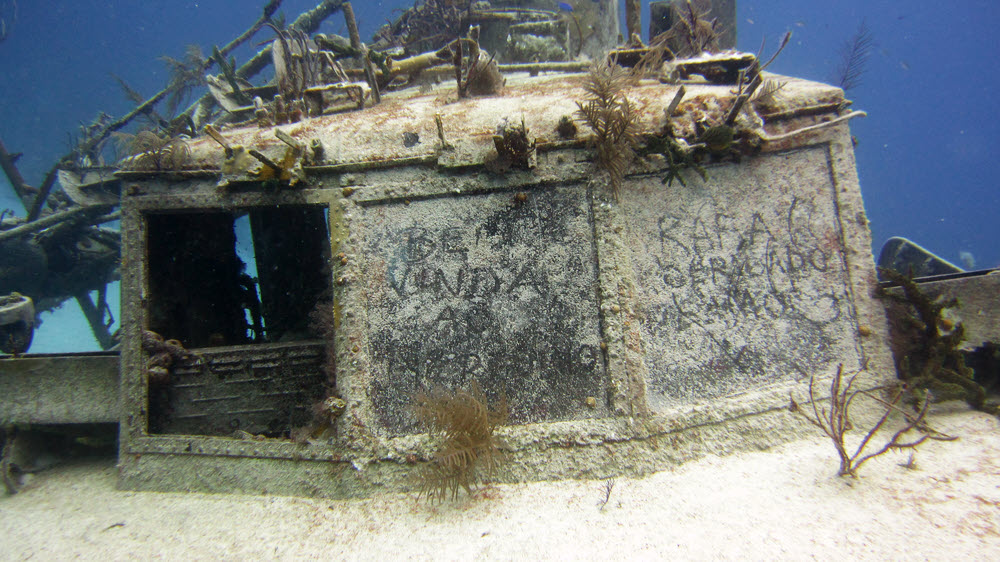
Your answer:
1,1 -> 997,352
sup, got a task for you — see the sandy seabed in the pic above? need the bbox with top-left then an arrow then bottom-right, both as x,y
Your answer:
2,403 -> 998,561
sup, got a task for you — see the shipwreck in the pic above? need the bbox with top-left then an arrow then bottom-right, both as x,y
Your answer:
3,1 -> 995,498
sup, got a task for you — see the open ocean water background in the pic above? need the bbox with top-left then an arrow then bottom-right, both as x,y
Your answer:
1,1 -> 997,352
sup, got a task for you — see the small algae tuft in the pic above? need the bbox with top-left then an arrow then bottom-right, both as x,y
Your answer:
556,115 -> 578,139
113,130 -> 192,172
413,381 -> 508,503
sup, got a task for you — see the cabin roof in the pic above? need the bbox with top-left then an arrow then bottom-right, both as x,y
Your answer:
184,64 -> 847,172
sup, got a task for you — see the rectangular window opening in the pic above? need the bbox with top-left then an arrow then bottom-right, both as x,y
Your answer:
143,205 -> 333,438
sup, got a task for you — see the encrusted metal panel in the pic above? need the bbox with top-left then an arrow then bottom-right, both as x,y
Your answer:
622,145 -> 864,410
152,342 -> 326,437
355,184 -> 607,433
884,271 -> 1000,351
0,353 -> 119,424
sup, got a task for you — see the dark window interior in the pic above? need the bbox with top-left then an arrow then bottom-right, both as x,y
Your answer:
143,206 -> 332,438
145,206 -> 330,347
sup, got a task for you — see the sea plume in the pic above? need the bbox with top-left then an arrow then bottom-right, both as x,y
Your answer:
576,60 -> 641,200
413,380 -> 508,502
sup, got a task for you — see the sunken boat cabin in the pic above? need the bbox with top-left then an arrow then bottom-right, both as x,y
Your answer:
4,1 -> 897,498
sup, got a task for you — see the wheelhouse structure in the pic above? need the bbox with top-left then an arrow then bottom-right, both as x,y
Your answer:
109,61 -> 893,497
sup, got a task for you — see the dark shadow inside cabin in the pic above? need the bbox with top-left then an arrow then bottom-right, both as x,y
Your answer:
145,207 -> 330,346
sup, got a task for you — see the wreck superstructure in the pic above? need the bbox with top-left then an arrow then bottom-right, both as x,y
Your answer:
2,1 -> 910,498
100,59 -> 891,495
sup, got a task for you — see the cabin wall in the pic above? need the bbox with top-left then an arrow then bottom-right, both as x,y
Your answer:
116,116 -> 892,498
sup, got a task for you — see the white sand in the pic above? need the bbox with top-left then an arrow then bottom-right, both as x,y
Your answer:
3,403 -> 998,561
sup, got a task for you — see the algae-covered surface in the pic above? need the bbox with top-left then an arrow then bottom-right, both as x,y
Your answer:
3,403 -> 997,560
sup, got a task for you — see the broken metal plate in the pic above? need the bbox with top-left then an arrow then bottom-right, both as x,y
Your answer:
57,167 -> 121,206
151,342 -> 326,437
877,236 -> 965,279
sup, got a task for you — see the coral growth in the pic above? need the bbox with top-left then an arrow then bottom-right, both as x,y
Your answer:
464,49 -> 504,97
437,29 -> 504,99
651,0 -> 723,59
489,117 -> 535,172
835,20 -> 875,91
413,381 -> 508,502
372,0 -> 472,54
639,88 -> 706,188
141,330 -> 202,383
643,132 -> 706,188
789,364 -> 955,477
160,44 -> 209,116
266,24 -> 329,102
576,61 -> 641,200
878,268 -> 997,415
747,79 -> 788,116
508,33 -> 568,63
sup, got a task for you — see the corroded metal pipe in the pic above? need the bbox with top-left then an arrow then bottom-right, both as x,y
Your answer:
626,0 -> 641,41
343,2 -> 381,104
